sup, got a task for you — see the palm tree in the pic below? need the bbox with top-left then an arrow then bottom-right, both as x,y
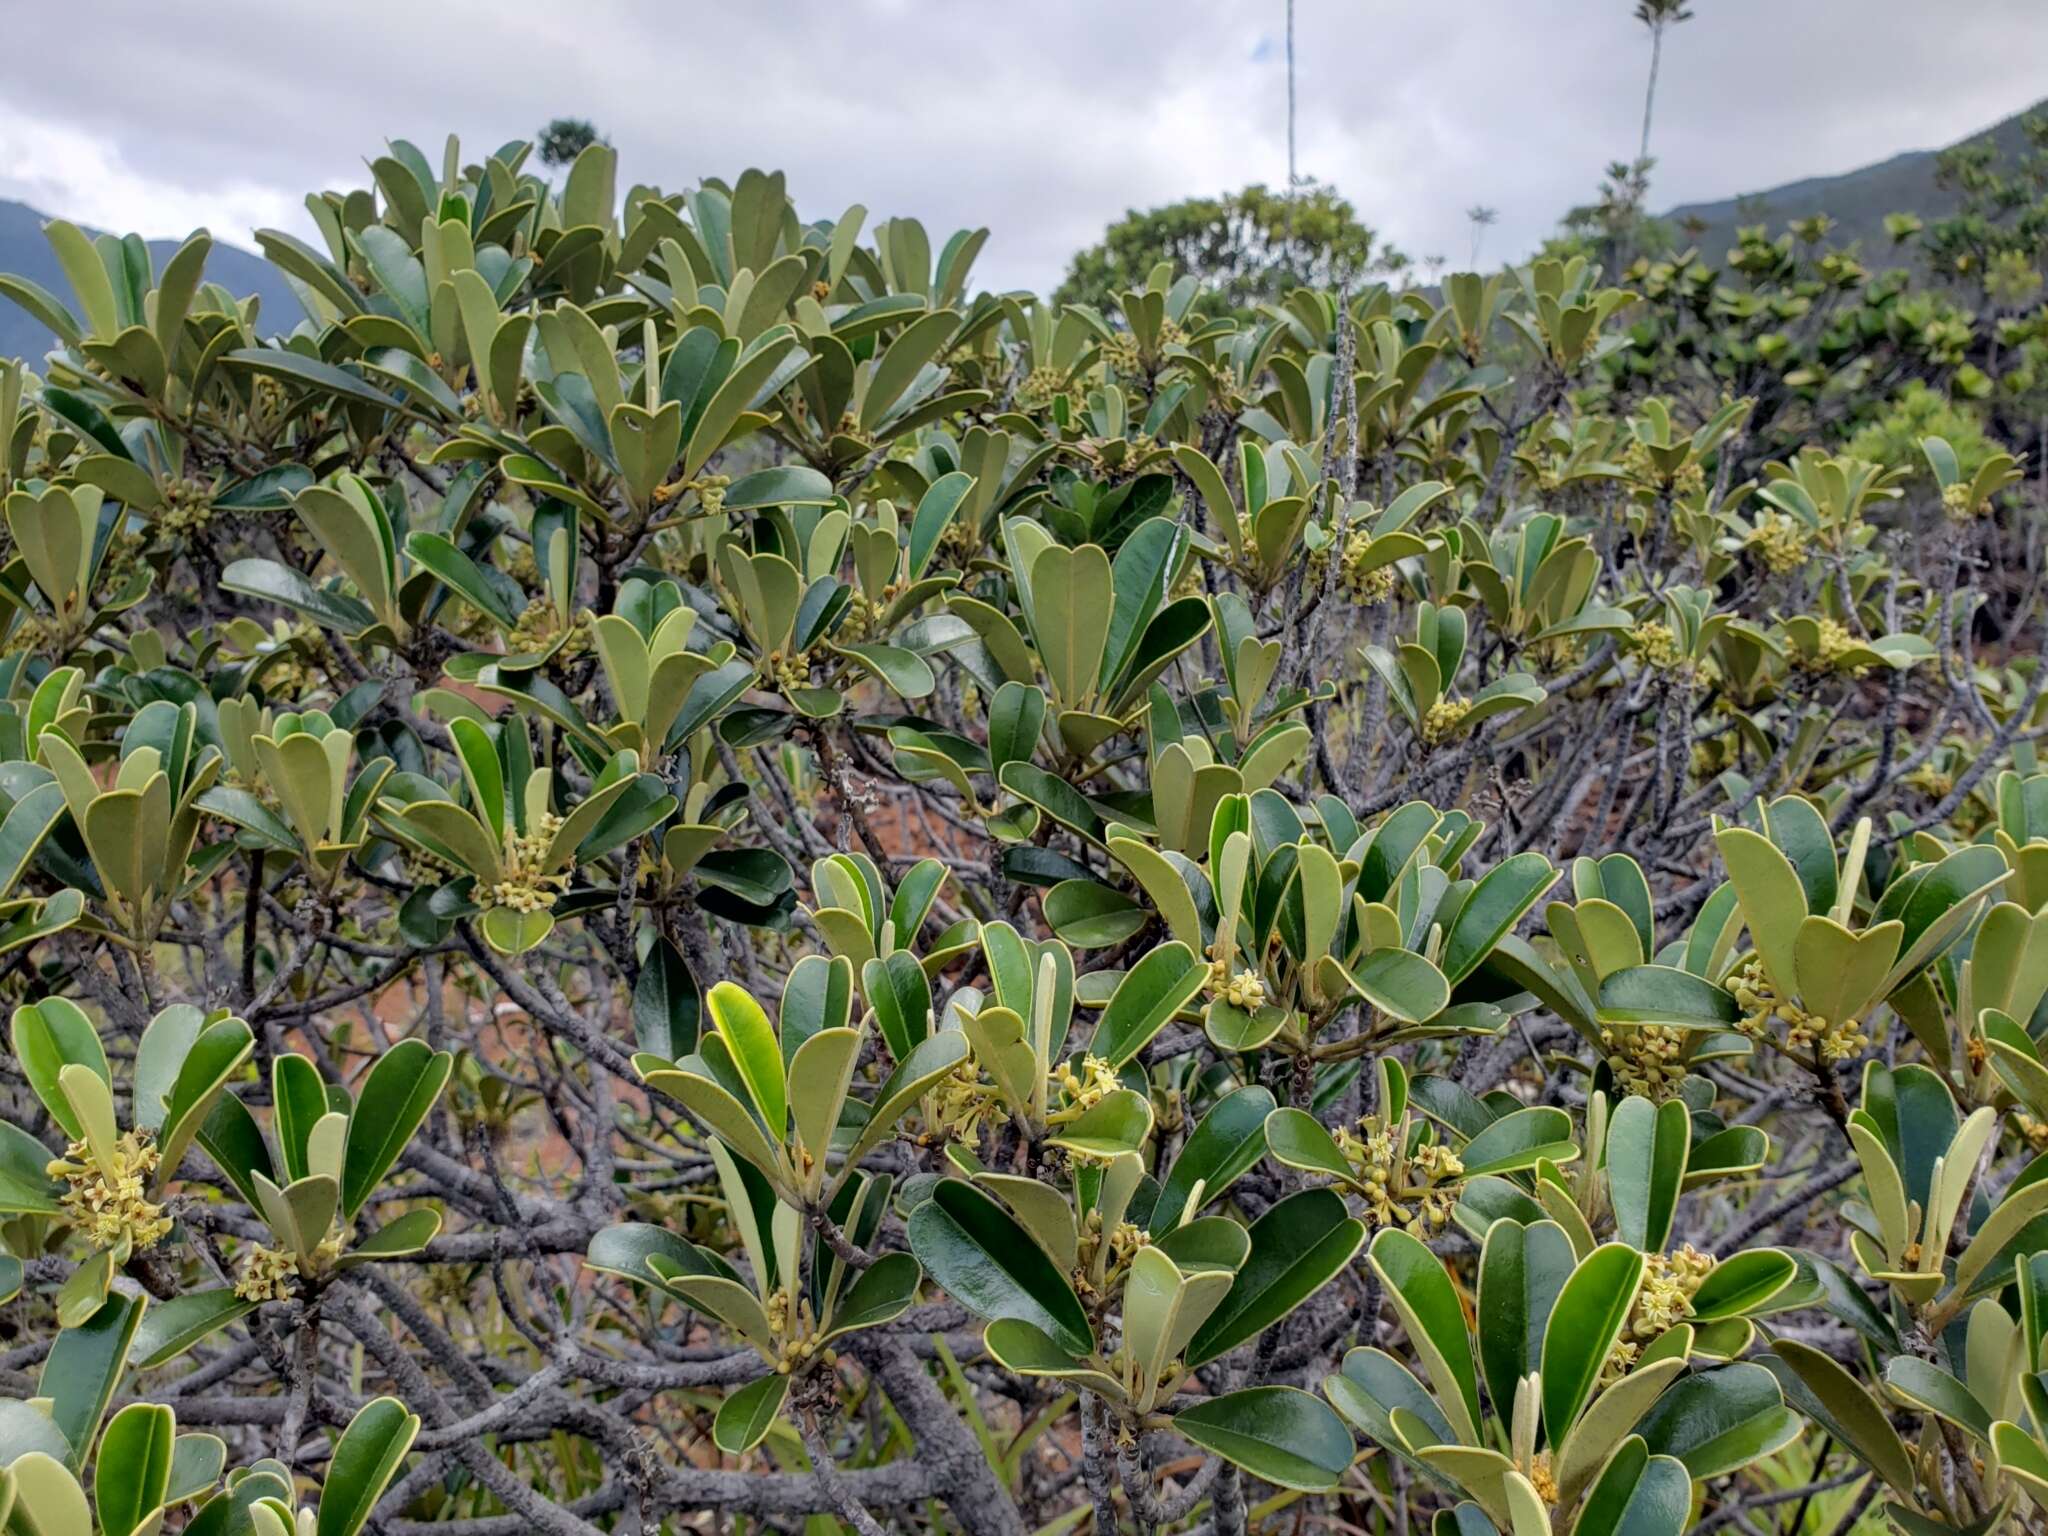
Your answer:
1466,205 -> 1498,267
1634,0 -> 1695,170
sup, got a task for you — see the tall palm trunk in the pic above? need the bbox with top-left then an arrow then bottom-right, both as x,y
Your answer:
1639,21 -> 1664,165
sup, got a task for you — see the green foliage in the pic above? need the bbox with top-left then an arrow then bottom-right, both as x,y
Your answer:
1056,180 -> 1406,315
0,121 -> 2045,1536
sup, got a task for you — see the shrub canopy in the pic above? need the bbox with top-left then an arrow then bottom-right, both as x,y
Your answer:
0,131 -> 2046,1536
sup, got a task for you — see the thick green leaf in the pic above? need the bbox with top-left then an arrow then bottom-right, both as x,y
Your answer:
1539,1243 -> 1644,1445
712,1372 -> 790,1454
1885,1356 -> 1995,1443
1569,1435 -> 1690,1536
1476,1218 -> 1574,1423
0,1118 -> 63,1214
40,1290 -> 144,1467
1150,1085 -> 1277,1235
1606,1095 -> 1690,1252
705,980 -> 787,1135
1091,941 -> 1204,1067
340,1039 -> 452,1219
316,1396 -> 420,1536
1187,1188 -> 1364,1366
1689,1249 -> 1795,1319
95,1402 -> 174,1536
131,1289 -> 256,1369
1172,1386 -> 1354,1492
863,950 -> 932,1063
11,996 -> 109,1139
1765,1339 -> 1916,1496
1265,1105 -> 1355,1181
1372,1227 -> 1482,1443
1441,853 -> 1558,984
1346,947 -> 1452,1023
1597,965 -> 1738,1027
907,1179 -> 1093,1354
1635,1362 -> 1801,1478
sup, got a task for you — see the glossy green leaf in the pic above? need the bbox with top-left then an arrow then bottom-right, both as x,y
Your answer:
1539,1243 -> 1644,1445
1172,1386 -> 1354,1492
712,1372 -> 790,1455
907,1179 -> 1093,1354
316,1396 -> 420,1536
1606,1095 -> 1690,1252
1187,1188 -> 1366,1366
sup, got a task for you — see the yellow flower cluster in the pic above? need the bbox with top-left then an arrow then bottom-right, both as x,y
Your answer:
234,1226 -> 350,1301
1796,617 -> 1867,677
764,646 -> 812,693
931,1059 -> 1000,1145
235,1242 -> 299,1302
1332,1119 -> 1464,1233
1419,697 -> 1473,746
1785,1010 -> 1868,1063
48,1130 -> 171,1252
5,613 -> 57,655
1734,955 -> 1866,1061
1339,531 -> 1396,604
1904,763 -> 1954,799
1602,1245 -> 1715,1385
489,810 -> 570,914
1204,956 -> 1267,1011
1100,332 -> 1143,376
694,473 -> 732,517
1627,620 -> 1683,671
1619,440 -> 1705,499
1598,1024 -> 1688,1101
1527,634 -> 1588,673
1054,1054 -> 1123,1112
837,586 -> 903,642
257,621 -> 329,701
1749,513 -> 1811,574
1016,365 -> 1068,409
1730,956 -> 1778,1037
507,599 -> 592,660
765,1285 -> 835,1374
1942,481 -> 1985,523
158,475 -> 218,538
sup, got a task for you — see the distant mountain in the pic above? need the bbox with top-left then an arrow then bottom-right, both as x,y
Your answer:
0,199 -> 302,361
1659,98 -> 2047,264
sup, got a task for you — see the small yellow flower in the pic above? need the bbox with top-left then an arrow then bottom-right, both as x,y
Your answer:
235,1243 -> 298,1302
1204,957 -> 1267,1011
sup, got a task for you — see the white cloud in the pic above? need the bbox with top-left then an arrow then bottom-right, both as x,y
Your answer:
0,113 -> 305,253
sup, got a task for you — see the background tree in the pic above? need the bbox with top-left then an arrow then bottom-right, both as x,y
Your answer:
1054,178 -> 1406,314
535,115 -> 604,167
1466,202 -> 1498,266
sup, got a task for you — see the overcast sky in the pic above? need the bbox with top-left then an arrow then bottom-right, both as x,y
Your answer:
3,1 -> 2046,293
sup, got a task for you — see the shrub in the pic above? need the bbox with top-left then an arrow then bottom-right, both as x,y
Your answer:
0,131 -> 2044,1535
